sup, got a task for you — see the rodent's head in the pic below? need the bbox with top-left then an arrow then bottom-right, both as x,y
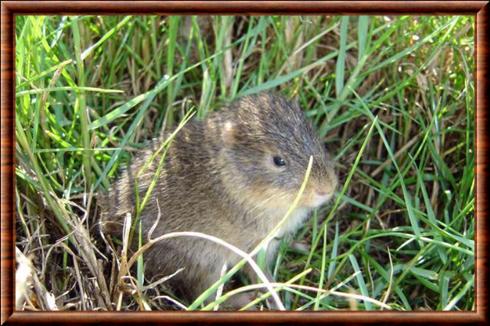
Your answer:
212,92 -> 338,211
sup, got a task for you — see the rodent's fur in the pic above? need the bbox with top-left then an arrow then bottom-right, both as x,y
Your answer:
98,92 -> 337,307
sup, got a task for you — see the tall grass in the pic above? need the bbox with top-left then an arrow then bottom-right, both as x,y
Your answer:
15,15 -> 474,311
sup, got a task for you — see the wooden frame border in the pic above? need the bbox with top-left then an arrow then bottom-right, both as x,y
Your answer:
1,1 -> 488,324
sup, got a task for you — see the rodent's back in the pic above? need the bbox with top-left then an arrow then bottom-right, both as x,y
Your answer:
99,118 -> 225,236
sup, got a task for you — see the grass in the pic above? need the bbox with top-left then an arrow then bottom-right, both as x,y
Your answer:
15,15 -> 474,311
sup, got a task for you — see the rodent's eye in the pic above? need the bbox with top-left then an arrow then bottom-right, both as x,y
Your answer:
273,156 -> 287,167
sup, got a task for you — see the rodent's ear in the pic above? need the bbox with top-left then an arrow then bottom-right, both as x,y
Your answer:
222,120 -> 236,146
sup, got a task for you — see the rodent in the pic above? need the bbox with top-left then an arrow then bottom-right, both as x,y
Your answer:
98,92 -> 338,308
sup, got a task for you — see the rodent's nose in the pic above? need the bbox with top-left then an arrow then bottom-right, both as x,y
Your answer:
315,190 -> 329,197
309,188 -> 334,208
316,179 -> 336,196
327,167 -> 338,191
314,185 -> 335,198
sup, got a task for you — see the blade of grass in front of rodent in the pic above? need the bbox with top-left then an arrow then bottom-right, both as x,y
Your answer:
128,110 -> 196,297
105,111 -> 197,300
293,116 -> 377,309
131,110 -> 196,244
189,157 -> 314,311
306,119 -> 381,307
199,166 -> 315,309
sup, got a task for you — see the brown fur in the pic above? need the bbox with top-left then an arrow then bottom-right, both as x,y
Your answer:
98,92 -> 338,307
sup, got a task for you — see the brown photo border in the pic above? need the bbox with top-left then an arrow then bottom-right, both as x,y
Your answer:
1,1 -> 488,324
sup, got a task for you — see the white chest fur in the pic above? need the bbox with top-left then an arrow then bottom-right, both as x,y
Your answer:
273,207 -> 310,239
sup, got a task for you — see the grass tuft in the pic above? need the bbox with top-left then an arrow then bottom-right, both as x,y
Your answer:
15,15 -> 474,311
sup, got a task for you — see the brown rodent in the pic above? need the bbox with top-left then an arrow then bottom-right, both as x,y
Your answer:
98,92 -> 338,308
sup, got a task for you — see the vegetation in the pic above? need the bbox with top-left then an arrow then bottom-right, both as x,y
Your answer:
15,15 -> 474,311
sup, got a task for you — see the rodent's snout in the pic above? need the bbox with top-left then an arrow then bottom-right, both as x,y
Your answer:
315,189 -> 331,197
304,164 -> 338,208
325,166 -> 338,194
314,180 -> 336,200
